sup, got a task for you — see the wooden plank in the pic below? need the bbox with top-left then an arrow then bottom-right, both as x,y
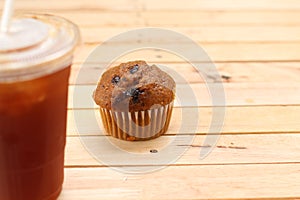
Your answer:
60,164 -> 300,199
142,0 -> 300,11
47,11 -> 144,27
67,83 -> 300,109
142,10 -> 300,26
80,26 -> 300,43
46,10 -> 300,27
75,43 -> 300,63
67,106 -> 300,135
70,62 -> 300,85
12,0 -> 300,11
12,0 -> 140,11
65,134 -> 300,167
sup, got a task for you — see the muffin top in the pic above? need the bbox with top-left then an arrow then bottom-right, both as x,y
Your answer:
93,60 -> 175,112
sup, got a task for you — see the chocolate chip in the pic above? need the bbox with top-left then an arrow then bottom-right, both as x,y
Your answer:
111,76 -> 120,84
130,64 -> 139,74
132,89 -> 141,103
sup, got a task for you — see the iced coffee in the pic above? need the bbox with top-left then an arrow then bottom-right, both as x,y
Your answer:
0,13 -> 80,200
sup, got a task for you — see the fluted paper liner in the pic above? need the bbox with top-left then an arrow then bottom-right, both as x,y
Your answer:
99,102 -> 174,141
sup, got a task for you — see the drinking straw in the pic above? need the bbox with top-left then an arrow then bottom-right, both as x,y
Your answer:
1,0 -> 15,33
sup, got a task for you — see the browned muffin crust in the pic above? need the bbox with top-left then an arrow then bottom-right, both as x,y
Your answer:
93,60 -> 175,112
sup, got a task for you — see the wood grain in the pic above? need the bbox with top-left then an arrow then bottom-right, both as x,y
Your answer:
65,134 -> 300,166
141,10 -> 300,26
80,26 -> 300,43
59,164 -> 300,199
70,62 -> 300,85
12,0 -> 140,11
75,43 -> 300,63
142,0 -> 300,11
49,11 -> 144,27
11,0 -> 300,11
15,10 -> 300,27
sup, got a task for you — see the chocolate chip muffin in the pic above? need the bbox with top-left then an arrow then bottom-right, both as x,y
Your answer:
93,60 -> 175,141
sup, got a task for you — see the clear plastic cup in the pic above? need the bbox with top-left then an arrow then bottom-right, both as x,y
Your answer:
0,13 -> 80,200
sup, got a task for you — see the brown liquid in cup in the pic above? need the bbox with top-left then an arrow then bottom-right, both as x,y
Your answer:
0,66 -> 70,200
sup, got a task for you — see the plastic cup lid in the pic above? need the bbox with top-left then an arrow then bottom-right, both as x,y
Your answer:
0,13 -> 80,82
0,18 -> 49,52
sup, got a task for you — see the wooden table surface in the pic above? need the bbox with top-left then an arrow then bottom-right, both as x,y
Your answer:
9,0 -> 300,199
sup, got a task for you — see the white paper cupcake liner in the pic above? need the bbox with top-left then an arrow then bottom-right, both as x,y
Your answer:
99,102 -> 174,141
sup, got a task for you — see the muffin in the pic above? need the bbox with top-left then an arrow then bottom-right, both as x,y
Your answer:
93,60 -> 175,141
